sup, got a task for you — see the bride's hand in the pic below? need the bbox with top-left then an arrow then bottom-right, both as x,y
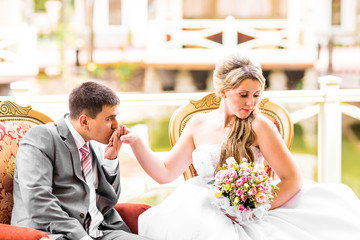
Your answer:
120,127 -> 141,145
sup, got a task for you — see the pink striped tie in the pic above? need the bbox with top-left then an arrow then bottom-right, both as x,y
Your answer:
80,143 -> 103,237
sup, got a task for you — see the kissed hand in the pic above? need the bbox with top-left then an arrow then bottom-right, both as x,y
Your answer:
119,128 -> 140,145
104,124 -> 127,160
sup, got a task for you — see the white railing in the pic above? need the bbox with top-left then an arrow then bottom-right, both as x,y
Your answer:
265,76 -> 360,184
145,17 -> 316,67
149,17 -> 291,51
4,75 -> 360,184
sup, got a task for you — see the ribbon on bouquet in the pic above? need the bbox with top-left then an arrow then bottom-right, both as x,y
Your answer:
209,191 -> 270,225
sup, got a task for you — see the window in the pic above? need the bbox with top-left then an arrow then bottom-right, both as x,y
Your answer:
331,0 -> 341,26
109,0 -> 122,25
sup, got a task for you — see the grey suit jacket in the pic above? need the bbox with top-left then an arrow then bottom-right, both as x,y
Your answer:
11,115 -> 130,239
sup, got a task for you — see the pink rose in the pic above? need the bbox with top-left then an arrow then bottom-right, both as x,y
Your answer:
229,171 -> 237,179
215,170 -> 227,181
240,162 -> 249,169
258,184 -> 266,192
236,179 -> 243,187
226,157 -> 236,166
238,204 -> 245,212
255,192 -> 267,203
249,187 -> 257,196
240,176 -> 247,184
235,189 -> 243,196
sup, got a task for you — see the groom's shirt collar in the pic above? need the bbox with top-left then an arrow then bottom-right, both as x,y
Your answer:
64,115 -> 87,151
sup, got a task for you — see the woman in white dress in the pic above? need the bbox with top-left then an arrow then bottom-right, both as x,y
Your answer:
121,53 -> 360,239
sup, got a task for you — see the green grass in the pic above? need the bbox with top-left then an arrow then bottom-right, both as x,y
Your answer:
290,123 -> 317,155
341,134 -> 360,197
291,123 -> 360,197
148,118 -> 172,152
125,118 -> 172,152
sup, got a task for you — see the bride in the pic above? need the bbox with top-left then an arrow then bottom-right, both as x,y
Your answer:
121,53 -> 360,239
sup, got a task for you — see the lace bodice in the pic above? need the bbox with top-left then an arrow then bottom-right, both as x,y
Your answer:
192,145 -> 264,180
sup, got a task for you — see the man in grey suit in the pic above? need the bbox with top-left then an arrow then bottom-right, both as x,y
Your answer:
11,82 -> 151,240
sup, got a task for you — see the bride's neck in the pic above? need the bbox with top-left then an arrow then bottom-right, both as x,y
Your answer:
218,101 -> 236,128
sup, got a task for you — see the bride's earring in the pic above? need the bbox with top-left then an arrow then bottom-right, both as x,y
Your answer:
220,91 -> 226,99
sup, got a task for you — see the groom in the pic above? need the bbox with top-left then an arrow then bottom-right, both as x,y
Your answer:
11,81 -> 150,240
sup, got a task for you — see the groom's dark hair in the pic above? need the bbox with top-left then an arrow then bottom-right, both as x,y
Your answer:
69,81 -> 120,119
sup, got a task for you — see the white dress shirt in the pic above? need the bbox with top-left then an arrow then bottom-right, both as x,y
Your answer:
65,116 -> 119,239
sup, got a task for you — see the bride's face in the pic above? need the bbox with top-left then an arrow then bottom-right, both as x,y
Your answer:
222,78 -> 262,119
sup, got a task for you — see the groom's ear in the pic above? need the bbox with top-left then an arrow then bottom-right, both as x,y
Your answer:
79,114 -> 90,130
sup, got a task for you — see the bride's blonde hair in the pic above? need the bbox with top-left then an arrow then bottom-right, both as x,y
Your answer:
213,53 -> 266,174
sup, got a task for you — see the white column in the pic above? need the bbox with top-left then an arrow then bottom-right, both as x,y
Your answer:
122,0 -> 148,47
93,0 -> 107,30
45,1 -> 62,30
73,0 -> 85,30
303,68 -> 319,90
317,75 -> 342,183
175,70 -> 196,92
223,16 -> 237,52
144,67 -> 162,92
0,0 -> 22,26
267,70 -> 288,90
168,0 -> 182,49
287,0 -> 300,49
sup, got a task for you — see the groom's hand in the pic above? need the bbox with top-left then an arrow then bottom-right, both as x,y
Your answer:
104,124 -> 126,160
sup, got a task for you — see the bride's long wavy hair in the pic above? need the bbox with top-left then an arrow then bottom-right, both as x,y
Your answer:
213,53 -> 266,175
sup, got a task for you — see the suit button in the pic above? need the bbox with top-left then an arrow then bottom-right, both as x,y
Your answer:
80,213 -> 85,218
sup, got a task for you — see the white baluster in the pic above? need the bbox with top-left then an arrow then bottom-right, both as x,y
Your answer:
317,75 -> 342,183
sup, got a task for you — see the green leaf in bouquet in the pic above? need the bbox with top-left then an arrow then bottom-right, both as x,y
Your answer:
207,179 -> 215,185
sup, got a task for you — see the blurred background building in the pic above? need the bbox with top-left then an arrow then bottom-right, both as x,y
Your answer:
1,0 -> 360,203
1,0 -> 359,95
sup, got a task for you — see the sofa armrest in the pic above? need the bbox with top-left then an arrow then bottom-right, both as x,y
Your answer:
114,203 -> 151,234
0,224 -> 50,240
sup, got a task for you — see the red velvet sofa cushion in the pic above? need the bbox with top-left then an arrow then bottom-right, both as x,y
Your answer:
114,203 -> 151,234
0,224 -> 50,240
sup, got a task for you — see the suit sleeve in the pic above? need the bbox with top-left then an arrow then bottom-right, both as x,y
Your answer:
15,125 -> 89,239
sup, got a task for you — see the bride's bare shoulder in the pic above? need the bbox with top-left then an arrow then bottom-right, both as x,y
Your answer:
252,112 -> 278,133
186,110 -> 215,128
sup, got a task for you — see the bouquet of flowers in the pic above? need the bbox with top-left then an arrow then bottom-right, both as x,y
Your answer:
209,157 -> 279,223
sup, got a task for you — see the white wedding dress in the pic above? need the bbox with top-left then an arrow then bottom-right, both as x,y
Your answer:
138,145 -> 360,240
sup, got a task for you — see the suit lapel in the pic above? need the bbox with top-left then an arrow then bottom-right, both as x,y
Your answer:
56,115 -> 85,183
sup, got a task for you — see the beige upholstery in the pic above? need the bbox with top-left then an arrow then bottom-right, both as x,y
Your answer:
169,93 -> 294,180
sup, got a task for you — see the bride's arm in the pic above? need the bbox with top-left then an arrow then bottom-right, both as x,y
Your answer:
120,118 -> 198,184
253,114 -> 303,210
